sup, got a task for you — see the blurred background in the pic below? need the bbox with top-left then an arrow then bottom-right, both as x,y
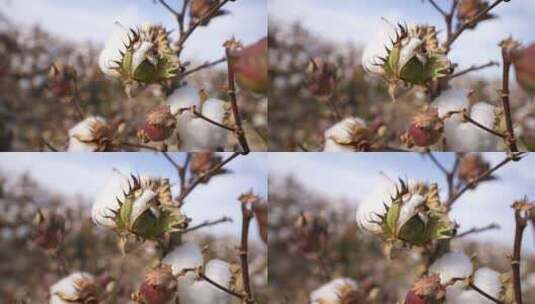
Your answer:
0,0 -> 267,151
268,0 -> 535,151
0,152 -> 268,302
268,152 -> 535,302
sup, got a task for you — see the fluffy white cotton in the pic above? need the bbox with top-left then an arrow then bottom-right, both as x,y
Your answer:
98,23 -> 130,77
397,194 -> 425,227
91,173 -> 152,229
323,117 -> 367,152
446,268 -> 502,304
162,243 -> 204,277
167,85 -> 202,116
131,41 -> 154,72
429,252 -> 473,284
432,89 -> 497,151
130,190 -> 157,222
179,259 -> 233,304
49,272 -> 95,304
167,86 -> 229,150
67,116 -> 107,152
361,23 -> 397,75
310,278 -> 358,304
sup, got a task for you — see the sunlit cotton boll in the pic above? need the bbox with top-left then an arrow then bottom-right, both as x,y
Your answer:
432,89 -> 497,151
67,116 -> 109,152
309,278 -> 358,304
98,22 -> 130,77
429,252 -> 473,285
49,272 -> 96,304
167,86 -> 229,150
91,173 -> 152,229
361,22 -> 398,76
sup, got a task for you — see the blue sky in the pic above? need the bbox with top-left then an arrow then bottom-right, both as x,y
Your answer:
3,0 -> 267,62
0,152 -> 267,242
270,0 -> 535,78
269,152 -> 535,254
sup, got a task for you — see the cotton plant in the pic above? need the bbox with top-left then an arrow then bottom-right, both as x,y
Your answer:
43,0 -> 266,152
298,0 -> 530,152
309,278 -> 361,304
49,272 -> 112,304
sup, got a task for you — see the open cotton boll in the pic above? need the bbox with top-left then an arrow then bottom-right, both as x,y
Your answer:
67,116 -> 108,152
98,23 -> 130,77
310,278 -> 358,304
162,243 -> 204,277
471,268 -> 502,301
167,85 -> 202,116
91,173 -> 153,229
398,193 -> 425,227
323,117 -> 368,152
178,98 -> 229,151
179,259 -> 233,304
361,23 -> 397,75
130,190 -> 158,222
432,89 -> 497,151
429,252 -> 473,284
49,272 -> 95,304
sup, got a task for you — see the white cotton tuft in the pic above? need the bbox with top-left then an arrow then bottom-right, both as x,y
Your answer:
178,98 -> 229,151
49,272 -> 95,304
67,116 -> 107,152
432,89 -> 497,151
323,117 -> 367,152
361,23 -> 397,76
397,194 -> 425,227
98,23 -> 130,77
429,252 -> 473,284
162,243 -> 204,277
310,278 -> 358,304
167,85 -> 202,116
179,259 -> 233,304
131,41 -> 154,72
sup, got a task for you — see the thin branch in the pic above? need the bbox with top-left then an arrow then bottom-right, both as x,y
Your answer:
176,0 -> 232,56
120,141 -> 161,151
456,223 -> 500,238
463,113 -> 507,139
426,152 -> 449,176
512,208 -> 527,304
189,107 -> 236,132
181,57 -> 226,78
449,61 -> 499,79
427,0 -> 447,17
225,47 -> 250,154
469,282 -> 503,304
180,268 -> 244,299
447,153 -> 523,209
501,43 -> 519,152
240,202 -> 255,304
156,0 -> 179,16
176,152 -> 240,203
183,216 -> 233,233
444,0 -> 506,51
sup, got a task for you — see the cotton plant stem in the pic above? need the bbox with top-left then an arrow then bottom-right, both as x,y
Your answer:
449,61 -> 499,79
225,47 -> 250,154
181,57 -> 226,78
180,268 -> 244,299
183,216 -> 232,233
501,44 -> 519,152
240,202 -> 255,304
512,209 -> 527,304
455,222 -> 500,238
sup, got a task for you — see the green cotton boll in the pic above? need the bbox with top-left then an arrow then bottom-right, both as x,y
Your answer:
398,214 -> 428,246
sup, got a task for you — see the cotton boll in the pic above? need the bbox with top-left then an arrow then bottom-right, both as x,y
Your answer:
323,117 -> 369,152
310,278 -> 358,304
130,190 -> 158,222
98,23 -> 130,77
178,98 -> 229,151
179,259 -> 233,304
398,194 -> 425,227
162,243 -> 204,277
362,23 -> 397,75
67,116 -> 108,152
429,252 -> 473,284
167,85 -> 202,116
49,272 -> 95,304
472,268 -> 502,301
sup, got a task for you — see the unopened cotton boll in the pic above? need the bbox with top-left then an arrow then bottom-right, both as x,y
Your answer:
432,89 -> 497,151
179,259 -> 233,304
98,23 -> 130,78
49,272 -> 97,304
310,278 -> 359,304
67,116 -> 110,152
429,252 -> 473,284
